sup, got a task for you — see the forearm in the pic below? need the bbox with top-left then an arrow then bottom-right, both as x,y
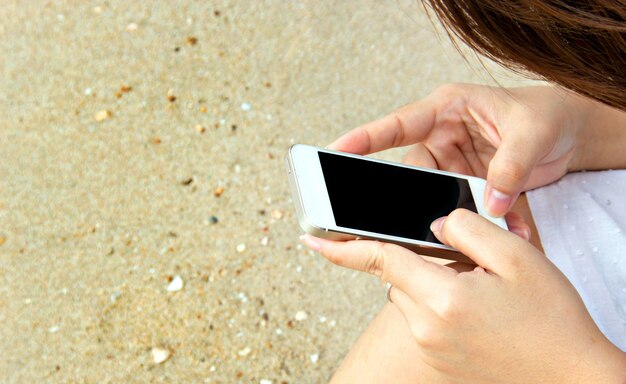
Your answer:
572,95 -> 626,171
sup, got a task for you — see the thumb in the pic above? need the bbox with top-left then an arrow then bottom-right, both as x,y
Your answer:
485,130 -> 546,217
430,209 -> 535,277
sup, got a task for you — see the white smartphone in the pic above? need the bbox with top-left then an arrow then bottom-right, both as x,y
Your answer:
285,144 -> 508,263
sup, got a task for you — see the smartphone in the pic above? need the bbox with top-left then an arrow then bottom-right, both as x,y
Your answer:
285,144 -> 508,263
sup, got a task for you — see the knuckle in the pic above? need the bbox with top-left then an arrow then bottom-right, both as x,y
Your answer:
389,113 -> 407,148
492,159 -> 527,187
433,286 -> 464,320
365,241 -> 388,276
410,321 -> 442,349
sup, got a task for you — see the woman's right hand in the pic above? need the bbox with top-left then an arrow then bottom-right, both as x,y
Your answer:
329,84 -> 596,217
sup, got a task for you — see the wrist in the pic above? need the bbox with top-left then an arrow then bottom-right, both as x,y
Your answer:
570,94 -> 626,171
566,338 -> 626,384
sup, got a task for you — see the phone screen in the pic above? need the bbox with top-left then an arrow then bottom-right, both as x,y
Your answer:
318,152 -> 477,243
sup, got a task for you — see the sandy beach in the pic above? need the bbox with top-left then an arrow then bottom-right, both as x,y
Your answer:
0,1 -> 535,382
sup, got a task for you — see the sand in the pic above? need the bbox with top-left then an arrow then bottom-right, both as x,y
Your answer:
0,1 -> 535,382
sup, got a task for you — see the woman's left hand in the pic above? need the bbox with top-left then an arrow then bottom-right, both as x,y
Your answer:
300,209 -> 626,383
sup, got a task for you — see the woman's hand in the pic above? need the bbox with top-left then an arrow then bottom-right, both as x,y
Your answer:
301,210 -> 626,383
329,84 -> 595,217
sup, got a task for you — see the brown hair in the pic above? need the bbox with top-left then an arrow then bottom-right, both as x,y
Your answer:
423,0 -> 626,110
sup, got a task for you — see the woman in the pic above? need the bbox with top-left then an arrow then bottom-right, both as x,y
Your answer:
300,1 -> 626,382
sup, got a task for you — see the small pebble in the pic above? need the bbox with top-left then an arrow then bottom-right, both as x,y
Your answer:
152,347 -> 171,364
241,102 -> 252,111
167,275 -> 184,292
200,106 -> 207,113
0,234 -> 5,246
236,243 -> 246,253
310,354 -> 319,364
94,110 -> 112,122
271,210 -> 283,219
319,316 -> 327,323
294,311 -> 308,321
166,89 -> 176,102
186,36 -> 198,45
195,124 -> 206,133
260,236 -> 269,246
275,328 -> 283,335
115,84 -> 132,98
84,87 -> 93,95
214,187 -> 224,197
48,326 -> 59,333
93,6 -> 102,13
260,380 -> 272,384
126,22 -> 138,32
238,347 -> 251,357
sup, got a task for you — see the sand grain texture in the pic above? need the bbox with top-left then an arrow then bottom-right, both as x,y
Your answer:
0,1 -> 535,382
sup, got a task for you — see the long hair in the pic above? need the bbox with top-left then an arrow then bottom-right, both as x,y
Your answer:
423,0 -> 626,110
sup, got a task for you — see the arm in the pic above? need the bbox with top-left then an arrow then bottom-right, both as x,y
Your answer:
302,210 -> 626,383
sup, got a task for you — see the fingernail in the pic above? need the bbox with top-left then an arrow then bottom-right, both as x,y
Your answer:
300,234 -> 321,252
430,216 -> 446,233
486,187 -> 513,217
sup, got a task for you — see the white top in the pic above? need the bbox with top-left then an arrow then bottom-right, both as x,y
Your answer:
527,170 -> 626,351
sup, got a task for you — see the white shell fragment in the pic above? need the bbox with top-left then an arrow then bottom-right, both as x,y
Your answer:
167,275 -> 184,292
236,243 -> 247,253
238,347 -> 251,357
152,347 -> 171,364
310,354 -> 319,364
294,311 -> 308,321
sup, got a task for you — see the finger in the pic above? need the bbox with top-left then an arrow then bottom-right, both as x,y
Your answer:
299,234 -> 455,293
402,143 -> 439,169
387,286 -> 444,351
387,284 -> 424,319
430,209 -> 536,277
327,99 -> 439,155
504,212 -> 531,241
483,124 -> 551,217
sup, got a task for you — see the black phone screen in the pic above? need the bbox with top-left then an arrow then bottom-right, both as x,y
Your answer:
318,151 -> 477,242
